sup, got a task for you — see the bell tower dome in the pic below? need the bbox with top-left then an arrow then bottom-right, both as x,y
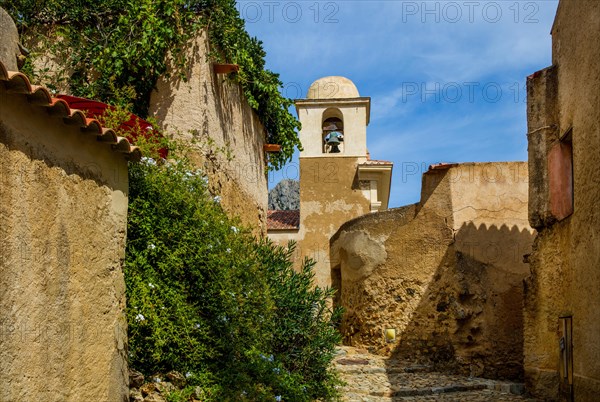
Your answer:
296,76 -> 370,158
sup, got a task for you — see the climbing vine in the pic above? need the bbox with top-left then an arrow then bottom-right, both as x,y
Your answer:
3,0 -> 301,169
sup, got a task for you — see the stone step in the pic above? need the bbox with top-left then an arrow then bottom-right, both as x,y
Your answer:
393,383 -> 488,397
343,381 -> 527,398
335,346 -> 531,401
401,364 -> 432,373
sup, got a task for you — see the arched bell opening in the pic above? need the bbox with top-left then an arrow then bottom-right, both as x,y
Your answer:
322,108 -> 344,154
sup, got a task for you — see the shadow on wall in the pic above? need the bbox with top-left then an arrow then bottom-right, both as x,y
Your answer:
150,29 -> 263,159
388,223 -> 535,382
330,163 -> 534,382
148,29 -> 269,234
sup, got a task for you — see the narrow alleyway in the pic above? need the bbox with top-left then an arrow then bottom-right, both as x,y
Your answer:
334,347 -> 539,401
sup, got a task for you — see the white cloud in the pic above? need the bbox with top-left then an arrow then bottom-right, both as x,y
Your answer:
246,0 -> 559,204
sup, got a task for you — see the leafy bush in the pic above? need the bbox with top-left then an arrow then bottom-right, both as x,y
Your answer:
125,153 -> 342,400
5,0 -> 301,169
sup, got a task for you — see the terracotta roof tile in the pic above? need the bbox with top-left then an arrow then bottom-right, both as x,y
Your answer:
360,160 -> 393,166
267,210 -> 300,230
0,61 -> 141,161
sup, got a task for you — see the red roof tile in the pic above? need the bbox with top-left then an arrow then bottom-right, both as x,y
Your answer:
360,160 -> 393,166
267,210 -> 300,230
0,61 -> 141,161
56,95 -> 167,159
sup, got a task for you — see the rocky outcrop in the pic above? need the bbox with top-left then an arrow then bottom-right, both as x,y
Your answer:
0,7 -> 21,70
268,179 -> 299,210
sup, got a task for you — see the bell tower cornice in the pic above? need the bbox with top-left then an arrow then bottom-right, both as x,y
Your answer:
295,97 -> 371,125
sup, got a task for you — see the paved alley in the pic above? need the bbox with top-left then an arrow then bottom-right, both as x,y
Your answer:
334,347 -> 539,402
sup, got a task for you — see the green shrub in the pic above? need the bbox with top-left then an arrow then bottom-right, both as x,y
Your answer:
257,245 -> 344,400
125,154 -> 342,400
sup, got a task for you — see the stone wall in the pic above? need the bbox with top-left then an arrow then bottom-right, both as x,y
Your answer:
149,30 -> 269,234
331,163 -> 534,381
524,1 -> 600,399
0,65 -> 131,400
297,156 -> 372,287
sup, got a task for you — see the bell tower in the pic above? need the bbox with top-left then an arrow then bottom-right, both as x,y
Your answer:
296,76 -> 370,158
292,76 -> 392,287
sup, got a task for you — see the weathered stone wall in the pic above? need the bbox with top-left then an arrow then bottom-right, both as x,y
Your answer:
296,156 -> 372,287
331,163 -> 534,381
0,79 -> 130,399
524,1 -> 600,399
149,30 -> 268,234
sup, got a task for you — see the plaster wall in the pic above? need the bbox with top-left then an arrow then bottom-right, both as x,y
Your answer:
149,30 -> 268,234
268,230 -> 300,244
331,163 -> 534,380
296,156 -> 371,287
524,1 -> 600,399
0,87 -> 129,401
20,26 -> 74,95
268,230 -> 301,261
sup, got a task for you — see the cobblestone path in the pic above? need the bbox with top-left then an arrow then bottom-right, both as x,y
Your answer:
334,347 -> 539,401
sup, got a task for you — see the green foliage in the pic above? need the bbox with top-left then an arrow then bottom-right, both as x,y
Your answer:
4,0 -> 301,169
258,245 -> 344,400
124,147 -> 341,400
203,0 -> 302,169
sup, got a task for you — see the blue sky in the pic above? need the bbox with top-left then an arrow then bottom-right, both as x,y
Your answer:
240,0 -> 559,207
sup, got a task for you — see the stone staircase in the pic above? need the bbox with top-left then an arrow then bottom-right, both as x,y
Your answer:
334,347 -> 538,401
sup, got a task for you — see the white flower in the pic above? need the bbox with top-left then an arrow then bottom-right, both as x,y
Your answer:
135,314 -> 145,322
275,395 -> 282,401
147,243 -> 156,250
153,377 -> 161,383
213,195 -> 221,203
185,372 -> 192,378
148,283 -> 155,289
231,226 -> 238,234
195,323 -> 201,329
141,156 -> 156,166
226,248 -> 231,253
